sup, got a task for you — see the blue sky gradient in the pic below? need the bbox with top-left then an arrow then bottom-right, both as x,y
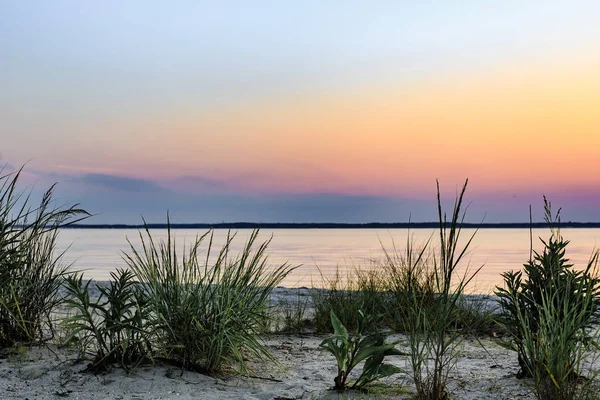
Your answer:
2,1 -> 600,223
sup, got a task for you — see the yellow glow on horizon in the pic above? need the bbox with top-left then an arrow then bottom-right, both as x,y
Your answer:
68,51 -> 600,196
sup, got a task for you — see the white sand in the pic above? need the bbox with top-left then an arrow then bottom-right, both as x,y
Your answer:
0,334 -> 538,400
2,286 -> 587,399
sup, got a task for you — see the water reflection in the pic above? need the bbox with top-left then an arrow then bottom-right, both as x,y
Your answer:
57,228 -> 600,294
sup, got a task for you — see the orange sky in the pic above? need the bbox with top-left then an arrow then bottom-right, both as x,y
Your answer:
2,2 -> 599,223
5,50 -> 599,203
105,52 -> 599,198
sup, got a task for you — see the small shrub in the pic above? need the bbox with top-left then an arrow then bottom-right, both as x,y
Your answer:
496,198 -> 600,399
0,166 -> 88,348
320,309 -> 403,391
63,269 -> 151,371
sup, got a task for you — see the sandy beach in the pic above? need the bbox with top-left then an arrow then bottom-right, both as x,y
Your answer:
0,333 -> 539,400
0,286 -> 547,400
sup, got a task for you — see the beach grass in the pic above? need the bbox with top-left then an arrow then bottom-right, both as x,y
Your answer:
311,265 -> 390,333
269,288 -> 312,334
122,221 -> 296,374
401,179 -> 483,400
0,165 -> 88,348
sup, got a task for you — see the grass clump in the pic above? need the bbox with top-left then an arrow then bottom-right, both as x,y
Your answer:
496,198 -> 600,399
124,223 -> 296,374
269,288 -> 311,334
452,294 -> 499,337
312,266 -> 389,333
402,180 -> 482,400
311,227 -> 494,338
0,166 -> 88,348
379,232 -> 436,332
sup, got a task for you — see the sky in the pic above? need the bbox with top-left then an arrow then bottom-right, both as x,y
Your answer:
1,1 -> 599,224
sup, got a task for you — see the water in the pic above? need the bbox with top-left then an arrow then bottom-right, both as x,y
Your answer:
58,228 -> 600,294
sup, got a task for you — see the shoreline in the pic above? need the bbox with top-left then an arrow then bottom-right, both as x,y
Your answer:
62,222 -> 600,229
77,281 -> 502,313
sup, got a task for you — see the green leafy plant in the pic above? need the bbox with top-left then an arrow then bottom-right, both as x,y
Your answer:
496,198 -> 600,399
125,223 -> 296,374
0,165 -> 88,348
63,269 -> 151,371
320,309 -> 403,391
524,282 -> 599,400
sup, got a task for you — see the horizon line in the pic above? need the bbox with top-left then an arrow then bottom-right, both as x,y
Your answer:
63,221 -> 600,229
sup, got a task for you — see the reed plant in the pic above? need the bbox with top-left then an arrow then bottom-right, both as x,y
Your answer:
402,180 -> 482,400
522,279 -> 599,400
0,166 -> 88,347
124,223 -> 295,374
496,199 -> 600,399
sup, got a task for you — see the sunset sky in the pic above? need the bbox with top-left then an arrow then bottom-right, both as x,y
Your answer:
2,1 -> 599,223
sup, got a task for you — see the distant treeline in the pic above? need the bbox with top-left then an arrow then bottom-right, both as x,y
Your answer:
63,222 -> 600,229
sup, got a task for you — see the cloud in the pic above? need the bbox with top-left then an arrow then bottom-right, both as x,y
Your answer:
164,175 -> 235,194
66,189 -> 434,224
5,167 -> 596,224
81,173 -> 165,193
257,193 -> 425,223
0,155 -> 19,172
163,193 -> 441,224
1,162 -> 16,172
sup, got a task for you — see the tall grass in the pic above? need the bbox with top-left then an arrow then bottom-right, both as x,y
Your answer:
311,181 -> 488,397
403,180 -> 482,400
124,223 -> 296,374
379,232 -> 436,332
311,266 -> 389,333
310,222 -> 493,340
0,166 -> 88,347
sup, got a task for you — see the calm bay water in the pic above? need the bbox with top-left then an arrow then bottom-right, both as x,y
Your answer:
57,228 -> 600,294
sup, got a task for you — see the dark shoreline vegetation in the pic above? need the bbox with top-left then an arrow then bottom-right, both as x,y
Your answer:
64,222 -> 600,229
3,166 -> 600,399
